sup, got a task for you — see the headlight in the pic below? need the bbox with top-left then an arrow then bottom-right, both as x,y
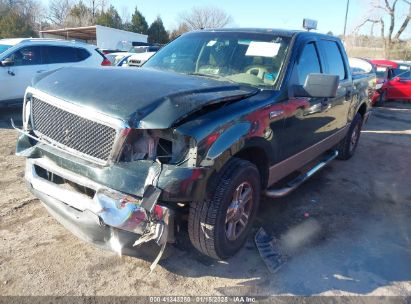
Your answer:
120,129 -> 189,164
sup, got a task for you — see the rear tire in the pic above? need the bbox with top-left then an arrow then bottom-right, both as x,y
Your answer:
188,158 -> 260,260
336,113 -> 363,160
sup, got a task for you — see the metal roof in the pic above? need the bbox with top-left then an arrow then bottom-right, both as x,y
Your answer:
40,25 -> 98,41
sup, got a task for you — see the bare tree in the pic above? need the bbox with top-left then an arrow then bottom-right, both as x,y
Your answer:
178,6 -> 232,31
48,0 -> 73,27
169,22 -> 189,40
356,0 -> 411,57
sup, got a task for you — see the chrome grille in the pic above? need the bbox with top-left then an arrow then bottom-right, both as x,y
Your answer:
31,97 -> 117,162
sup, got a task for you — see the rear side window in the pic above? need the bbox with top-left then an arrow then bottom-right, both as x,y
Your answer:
296,43 -> 321,85
45,46 -> 90,64
320,40 -> 346,80
77,48 -> 91,61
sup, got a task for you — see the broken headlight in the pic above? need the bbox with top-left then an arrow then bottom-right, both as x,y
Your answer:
120,129 -> 189,164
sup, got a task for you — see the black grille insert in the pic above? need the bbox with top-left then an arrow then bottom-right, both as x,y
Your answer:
31,97 -> 117,162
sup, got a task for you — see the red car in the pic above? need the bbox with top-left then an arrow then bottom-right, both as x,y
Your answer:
371,59 -> 411,106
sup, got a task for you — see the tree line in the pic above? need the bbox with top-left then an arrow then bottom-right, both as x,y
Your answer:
0,1 -> 231,44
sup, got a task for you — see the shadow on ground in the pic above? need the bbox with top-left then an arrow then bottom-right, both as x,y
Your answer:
0,106 -> 22,129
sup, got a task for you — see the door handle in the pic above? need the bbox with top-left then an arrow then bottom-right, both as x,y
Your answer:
321,98 -> 329,105
345,89 -> 353,100
36,70 -> 46,73
321,98 -> 331,111
7,70 -> 15,76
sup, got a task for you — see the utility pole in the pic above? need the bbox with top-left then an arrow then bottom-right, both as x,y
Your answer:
343,0 -> 350,37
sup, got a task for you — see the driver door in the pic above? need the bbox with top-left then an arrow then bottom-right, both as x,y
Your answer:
386,70 -> 411,100
0,45 -> 45,102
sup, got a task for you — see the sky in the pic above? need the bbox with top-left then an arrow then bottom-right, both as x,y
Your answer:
110,0 -> 365,35
39,0 -> 411,38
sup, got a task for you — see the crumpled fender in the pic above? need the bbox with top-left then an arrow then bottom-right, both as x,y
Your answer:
201,122 -> 251,166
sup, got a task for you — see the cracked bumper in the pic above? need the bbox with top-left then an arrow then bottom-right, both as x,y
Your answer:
25,158 -> 173,254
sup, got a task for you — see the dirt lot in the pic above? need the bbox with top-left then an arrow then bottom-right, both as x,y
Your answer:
0,103 -> 410,296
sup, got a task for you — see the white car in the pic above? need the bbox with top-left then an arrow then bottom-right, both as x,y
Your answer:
0,38 -> 110,106
127,52 -> 156,67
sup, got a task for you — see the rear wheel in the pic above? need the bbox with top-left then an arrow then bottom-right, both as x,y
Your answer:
337,113 -> 363,160
188,158 -> 260,259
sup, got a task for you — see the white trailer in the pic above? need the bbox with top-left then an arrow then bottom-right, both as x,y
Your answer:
40,25 -> 147,51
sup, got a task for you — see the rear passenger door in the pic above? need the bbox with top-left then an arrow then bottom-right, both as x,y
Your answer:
43,46 -> 91,70
317,39 -> 352,130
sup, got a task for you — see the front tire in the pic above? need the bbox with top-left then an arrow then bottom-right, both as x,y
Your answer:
337,113 -> 363,160
188,158 -> 260,260
375,91 -> 386,107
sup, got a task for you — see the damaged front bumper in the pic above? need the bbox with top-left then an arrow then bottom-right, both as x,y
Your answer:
25,157 -> 173,255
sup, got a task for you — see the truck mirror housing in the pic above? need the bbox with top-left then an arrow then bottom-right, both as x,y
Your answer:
294,73 -> 339,98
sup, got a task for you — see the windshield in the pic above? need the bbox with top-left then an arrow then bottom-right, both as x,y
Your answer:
145,31 -> 291,88
0,44 -> 12,54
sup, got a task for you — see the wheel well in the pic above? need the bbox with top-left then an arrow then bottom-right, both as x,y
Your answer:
358,103 -> 367,118
233,147 -> 269,189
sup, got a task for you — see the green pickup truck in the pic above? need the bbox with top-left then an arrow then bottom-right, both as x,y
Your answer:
15,29 -> 374,260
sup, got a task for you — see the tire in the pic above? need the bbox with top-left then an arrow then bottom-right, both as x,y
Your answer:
188,158 -> 261,260
375,91 -> 386,107
336,113 -> 363,160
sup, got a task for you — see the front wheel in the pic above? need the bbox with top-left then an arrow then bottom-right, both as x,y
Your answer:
188,158 -> 261,259
375,91 -> 386,107
336,113 -> 363,160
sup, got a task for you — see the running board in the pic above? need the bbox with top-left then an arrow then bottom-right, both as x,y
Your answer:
264,150 -> 339,198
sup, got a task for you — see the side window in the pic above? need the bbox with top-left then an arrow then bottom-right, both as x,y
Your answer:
45,46 -> 79,64
77,48 -> 91,61
320,40 -> 346,80
296,42 -> 321,85
398,71 -> 411,80
8,46 -> 42,66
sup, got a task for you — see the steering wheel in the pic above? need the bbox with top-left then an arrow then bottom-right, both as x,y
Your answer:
245,66 -> 269,80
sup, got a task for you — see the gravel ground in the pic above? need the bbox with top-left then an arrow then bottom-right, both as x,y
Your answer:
0,103 -> 410,296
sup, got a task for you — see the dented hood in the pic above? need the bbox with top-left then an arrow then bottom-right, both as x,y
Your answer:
32,67 -> 258,128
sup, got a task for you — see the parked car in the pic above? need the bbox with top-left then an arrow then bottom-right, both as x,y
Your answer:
0,38 -> 110,106
116,55 -> 132,67
105,53 -> 129,66
127,51 -> 156,67
107,45 -> 160,67
371,60 -> 411,105
14,29 -> 373,260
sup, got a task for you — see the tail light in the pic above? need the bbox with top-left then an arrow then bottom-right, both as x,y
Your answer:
101,58 -> 112,66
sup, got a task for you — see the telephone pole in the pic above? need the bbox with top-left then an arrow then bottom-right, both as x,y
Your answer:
343,0 -> 350,37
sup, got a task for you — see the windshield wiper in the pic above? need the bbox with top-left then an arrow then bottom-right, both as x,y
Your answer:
187,72 -> 222,79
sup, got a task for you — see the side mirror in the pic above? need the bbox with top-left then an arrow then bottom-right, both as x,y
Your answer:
294,73 -> 339,98
1,58 -> 14,67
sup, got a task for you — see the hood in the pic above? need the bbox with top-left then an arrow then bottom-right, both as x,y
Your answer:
32,67 -> 258,129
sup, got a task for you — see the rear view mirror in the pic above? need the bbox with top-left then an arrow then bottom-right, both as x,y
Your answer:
294,73 -> 339,98
1,58 -> 14,67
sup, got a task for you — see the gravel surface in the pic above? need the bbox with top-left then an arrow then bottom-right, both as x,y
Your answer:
0,103 -> 410,296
